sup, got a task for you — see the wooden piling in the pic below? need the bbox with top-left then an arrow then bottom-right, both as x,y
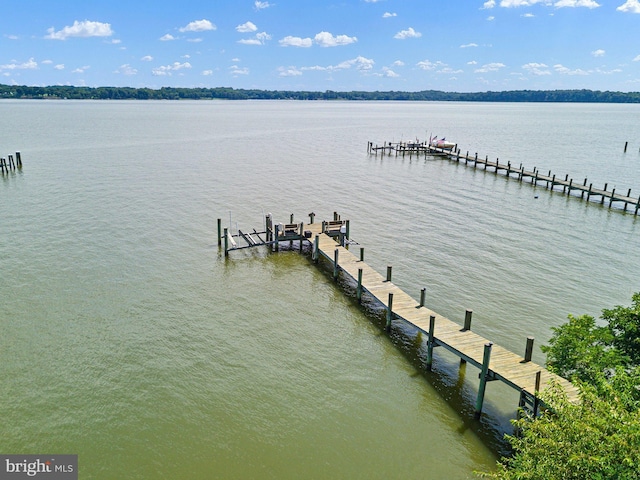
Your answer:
16,151 -> 22,168
333,248 -> 339,280
309,212 -> 315,224
463,309 -> 473,331
386,293 -> 394,332
474,342 -> 493,419
217,218 -> 222,247
386,265 -> 392,282
419,288 -> 426,308
624,141 -> 628,153
357,268 -> 363,303
524,337 -> 534,362
360,247 -> 364,262
533,370 -> 542,416
313,235 -> 319,263
426,315 -> 436,371
223,227 -> 229,257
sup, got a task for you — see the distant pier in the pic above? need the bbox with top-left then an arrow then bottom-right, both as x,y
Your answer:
1,151 -> 23,174
368,140 -> 640,215
219,212 -> 579,420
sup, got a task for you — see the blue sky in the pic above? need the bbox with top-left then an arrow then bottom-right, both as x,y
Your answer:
1,0 -> 639,92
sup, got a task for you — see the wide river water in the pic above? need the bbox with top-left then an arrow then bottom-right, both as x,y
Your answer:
1,100 -> 639,479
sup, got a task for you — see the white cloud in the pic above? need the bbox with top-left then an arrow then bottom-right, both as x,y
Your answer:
179,19 -> 216,33
202,70 -> 214,76
467,60 -> 478,65
482,0 -> 496,8
382,67 -> 399,78
617,0 -> 640,13
522,62 -> 551,75
236,22 -> 258,33
6,34 -> 19,40
592,49 -> 605,57
141,55 -> 153,62
278,66 -> 303,77
72,66 -> 90,74
383,12 -> 397,18
46,20 -> 113,40
115,64 -> 137,75
474,62 -> 506,73
416,60 -> 445,71
254,1 -> 272,9
460,43 -> 478,48
394,27 -> 421,39
239,31 -> 271,45
522,12 -> 536,16
229,66 -> 249,75
393,60 -> 405,67
487,15 -> 496,20
633,55 -> 640,61
54,64 -> 65,70
555,0 -> 600,7
279,36 -> 313,47
152,62 -> 192,76
554,64 -> 589,75
160,34 -> 176,41
0,58 -> 38,70
314,31 -> 357,47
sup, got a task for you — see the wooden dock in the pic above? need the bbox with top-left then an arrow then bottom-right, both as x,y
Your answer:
369,140 -> 640,215
220,213 -> 580,419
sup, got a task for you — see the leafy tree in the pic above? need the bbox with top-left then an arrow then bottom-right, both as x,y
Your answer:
481,293 -> 640,479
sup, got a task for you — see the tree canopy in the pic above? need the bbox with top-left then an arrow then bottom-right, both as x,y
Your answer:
483,293 -> 640,479
1,84 -> 640,103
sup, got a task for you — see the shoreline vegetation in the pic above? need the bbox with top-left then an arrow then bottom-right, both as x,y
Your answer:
2,84 -> 640,102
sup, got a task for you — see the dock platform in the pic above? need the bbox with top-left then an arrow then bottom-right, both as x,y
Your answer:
220,213 -> 580,419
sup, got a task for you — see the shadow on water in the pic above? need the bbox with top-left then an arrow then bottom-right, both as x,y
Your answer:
223,239 -> 515,459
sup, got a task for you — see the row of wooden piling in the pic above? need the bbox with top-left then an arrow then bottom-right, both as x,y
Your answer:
369,140 -> 640,215
1,152 -> 22,174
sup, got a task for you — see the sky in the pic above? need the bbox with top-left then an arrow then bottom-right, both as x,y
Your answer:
1,0 -> 640,92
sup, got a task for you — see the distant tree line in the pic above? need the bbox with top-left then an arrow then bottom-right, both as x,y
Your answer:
1,84 -> 640,103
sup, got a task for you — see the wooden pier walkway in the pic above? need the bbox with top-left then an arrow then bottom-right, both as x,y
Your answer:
220,213 -> 580,419
369,140 -> 640,215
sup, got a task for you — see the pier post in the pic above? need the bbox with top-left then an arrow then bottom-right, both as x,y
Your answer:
274,224 -> 280,252
624,141 -> 628,153
533,370 -> 542,416
609,188 -> 616,208
551,174 -> 556,190
625,189 -> 632,212
386,293 -> 394,332
474,342 -> 493,419
16,152 -> 22,168
563,174 -> 568,194
386,265 -> 392,282
463,309 -> 473,331
360,247 -> 364,262
333,248 -> 339,281
223,228 -> 229,257
426,315 -> 436,371
524,337 -> 534,362
602,183 -> 608,205
309,212 -> 315,224
420,287 -> 426,307
357,268 -> 363,303
484,155 -> 488,170
587,183 -> 593,201
299,222 -> 304,252
313,235 -> 319,263
581,178 -> 587,199
495,158 -> 499,174
217,218 -> 222,247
